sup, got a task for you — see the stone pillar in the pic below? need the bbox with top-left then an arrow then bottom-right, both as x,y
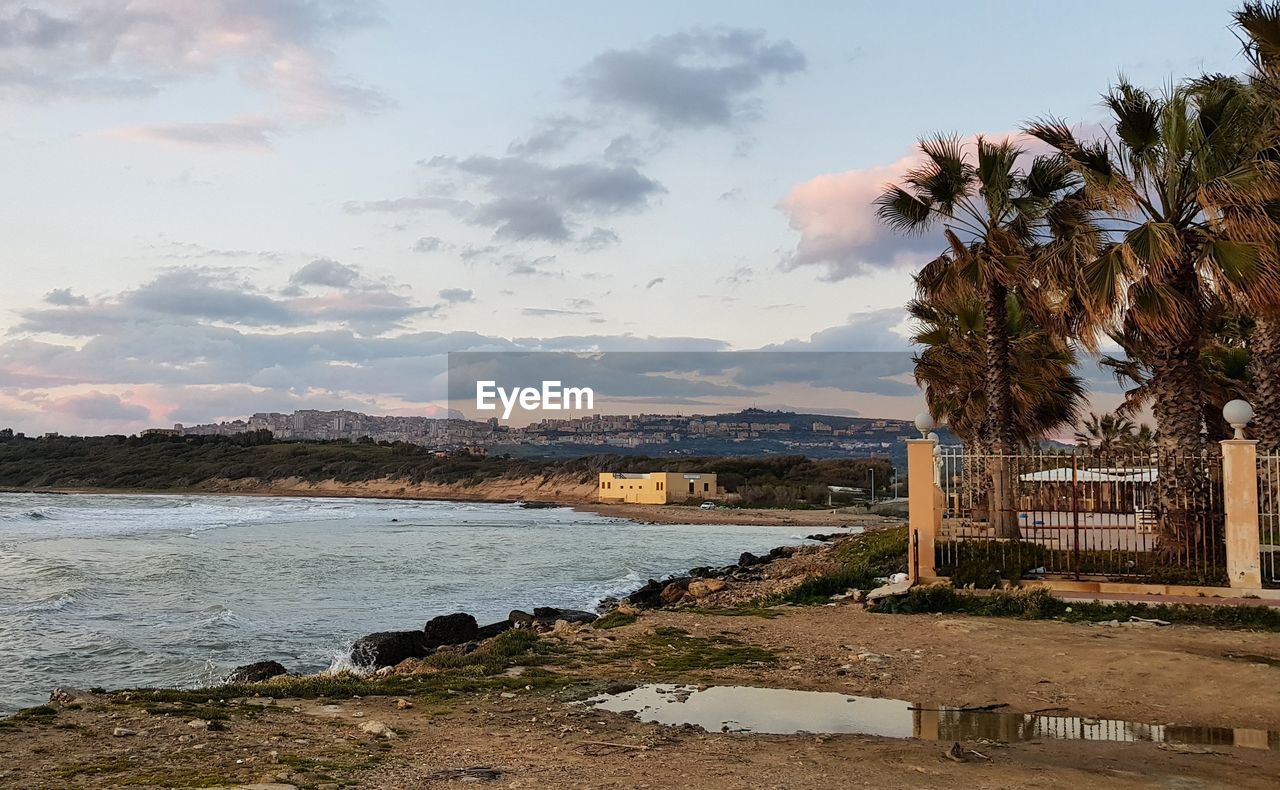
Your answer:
908,438 -> 939,581
1221,439 -> 1262,589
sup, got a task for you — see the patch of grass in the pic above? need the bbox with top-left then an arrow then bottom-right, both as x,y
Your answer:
607,625 -> 778,673
0,705 -> 58,728
937,540 -> 1228,587
117,629 -> 562,707
592,611 -> 638,629
54,759 -> 139,779
420,628 -> 561,673
119,664 -> 563,707
142,704 -> 234,720
874,584 -> 1280,630
768,526 -> 909,604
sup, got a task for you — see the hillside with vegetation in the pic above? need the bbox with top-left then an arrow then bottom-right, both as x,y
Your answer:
0,432 -> 894,506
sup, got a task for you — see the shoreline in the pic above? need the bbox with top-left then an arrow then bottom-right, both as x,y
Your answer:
1,484 -> 892,528
4,526 -> 1279,787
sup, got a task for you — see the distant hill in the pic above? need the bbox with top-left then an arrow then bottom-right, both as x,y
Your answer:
0,432 -> 895,506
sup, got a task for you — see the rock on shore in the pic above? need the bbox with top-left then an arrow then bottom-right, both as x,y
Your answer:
350,608 -> 598,668
227,660 -> 290,684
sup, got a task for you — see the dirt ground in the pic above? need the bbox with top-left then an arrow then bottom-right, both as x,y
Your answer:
3,604 -> 1278,789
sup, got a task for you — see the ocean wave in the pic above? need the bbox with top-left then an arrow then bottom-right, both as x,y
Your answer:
0,591 -> 78,616
323,641 -> 369,677
189,605 -> 245,629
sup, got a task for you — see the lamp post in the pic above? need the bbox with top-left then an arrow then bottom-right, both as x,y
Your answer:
914,412 -> 935,439
1224,399 -> 1255,440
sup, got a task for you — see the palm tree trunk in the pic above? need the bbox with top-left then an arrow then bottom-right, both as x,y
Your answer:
1148,335 -> 1206,554
983,279 -> 1018,538
1252,314 -> 1280,453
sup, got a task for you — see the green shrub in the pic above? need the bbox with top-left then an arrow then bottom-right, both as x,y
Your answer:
592,611 -> 638,629
773,526 -> 909,604
873,585 -> 1280,630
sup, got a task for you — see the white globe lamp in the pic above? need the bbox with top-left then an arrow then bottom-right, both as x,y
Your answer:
1223,399 -> 1255,440
913,412 -> 935,439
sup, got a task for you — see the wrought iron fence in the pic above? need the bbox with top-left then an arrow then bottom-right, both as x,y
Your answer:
935,446 -> 1225,585
1257,452 -> 1280,588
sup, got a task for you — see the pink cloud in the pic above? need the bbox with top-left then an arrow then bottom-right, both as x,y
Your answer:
97,117 -> 278,151
778,131 -> 1044,281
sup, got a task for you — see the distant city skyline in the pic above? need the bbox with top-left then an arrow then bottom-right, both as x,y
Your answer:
0,1 -> 1236,435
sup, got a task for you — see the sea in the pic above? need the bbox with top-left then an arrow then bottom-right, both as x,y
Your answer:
0,492 -> 832,713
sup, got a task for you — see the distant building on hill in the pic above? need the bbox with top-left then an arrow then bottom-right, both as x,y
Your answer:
598,472 -> 718,504
141,428 -> 181,437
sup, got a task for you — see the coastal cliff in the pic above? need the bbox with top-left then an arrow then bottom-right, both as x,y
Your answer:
196,473 -> 601,504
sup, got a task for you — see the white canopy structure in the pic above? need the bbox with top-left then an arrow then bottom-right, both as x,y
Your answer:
1018,467 -> 1158,483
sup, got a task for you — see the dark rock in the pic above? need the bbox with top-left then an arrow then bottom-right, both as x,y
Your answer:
519,501 -> 558,509
227,660 -> 289,684
508,610 -> 536,627
532,607 -> 597,624
423,613 -> 478,647
475,620 -> 512,640
351,630 -> 431,668
623,579 -> 666,609
767,546 -> 797,561
738,551 -> 763,567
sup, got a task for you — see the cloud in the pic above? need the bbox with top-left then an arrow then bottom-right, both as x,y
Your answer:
578,227 -> 620,251
470,196 -> 570,242
2,1 -> 389,149
0,1 -> 384,113
44,287 -> 87,306
413,236 -> 449,253
522,307 -> 601,317
342,196 -> 473,215
400,154 -> 665,244
570,28 -> 805,129
55,392 -> 151,422
780,132 -> 1051,280
98,117 -> 279,151
438,288 -> 474,304
506,115 -> 590,157
778,149 -> 940,280
289,258 -> 361,289
21,264 -> 429,336
762,308 -> 912,352
349,28 -> 801,251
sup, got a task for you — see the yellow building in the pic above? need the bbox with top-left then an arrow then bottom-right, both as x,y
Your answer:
598,472 -> 718,504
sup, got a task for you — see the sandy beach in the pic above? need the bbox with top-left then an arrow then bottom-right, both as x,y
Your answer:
5,483 -> 894,529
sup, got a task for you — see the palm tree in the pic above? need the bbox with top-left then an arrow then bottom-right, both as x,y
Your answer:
878,136 -> 1082,455
1101,307 -> 1254,441
1074,412 -> 1137,454
1126,423 -> 1158,455
1028,81 -> 1262,455
1027,79 -> 1265,546
911,292 -> 1087,446
1231,2 -> 1280,451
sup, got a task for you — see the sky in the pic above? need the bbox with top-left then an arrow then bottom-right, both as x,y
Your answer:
0,0 -> 1248,434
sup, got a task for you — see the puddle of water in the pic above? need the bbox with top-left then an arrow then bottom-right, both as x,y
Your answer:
587,684 -> 1280,751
